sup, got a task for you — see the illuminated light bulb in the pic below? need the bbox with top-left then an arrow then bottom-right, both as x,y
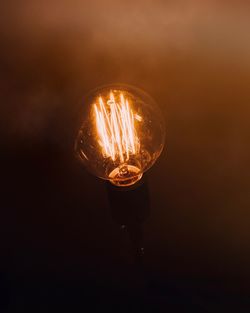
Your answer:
75,84 -> 165,187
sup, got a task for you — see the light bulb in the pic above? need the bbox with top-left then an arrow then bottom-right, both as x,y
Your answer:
75,84 -> 165,187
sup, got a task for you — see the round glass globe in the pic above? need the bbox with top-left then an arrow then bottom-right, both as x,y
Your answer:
75,84 -> 165,187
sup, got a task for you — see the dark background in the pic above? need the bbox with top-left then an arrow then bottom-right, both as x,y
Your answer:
1,0 -> 250,311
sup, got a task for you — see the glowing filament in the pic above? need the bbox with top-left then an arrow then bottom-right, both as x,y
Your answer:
94,92 -> 140,163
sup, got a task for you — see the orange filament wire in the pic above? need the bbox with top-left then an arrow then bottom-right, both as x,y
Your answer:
94,92 -> 140,163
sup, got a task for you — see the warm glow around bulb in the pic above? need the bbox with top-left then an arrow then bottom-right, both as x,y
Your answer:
94,92 -> 140,164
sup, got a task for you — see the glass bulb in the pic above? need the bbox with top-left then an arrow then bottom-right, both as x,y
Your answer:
75,84 -> 165,187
